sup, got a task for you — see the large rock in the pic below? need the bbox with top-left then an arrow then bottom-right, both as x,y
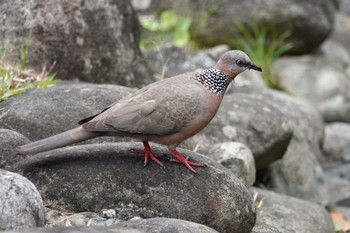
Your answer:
188,90 -> 292,171
252,188 -> 334,233
272,39 -> 350,122
0,129 -> 30,168
6,217 -> 219,233
139,0 -> 336,54
0,0 -> 154,87
247,88 -> 329,205
9,142 -> 256,233
0,169 -> 45,231
0,81 -> 134,141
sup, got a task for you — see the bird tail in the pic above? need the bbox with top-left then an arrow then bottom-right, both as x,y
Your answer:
16,126 -> 100,155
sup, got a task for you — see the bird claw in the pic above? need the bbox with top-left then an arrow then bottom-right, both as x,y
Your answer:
131,142 -> 205,172
169,150 -> 205,173
131,141 -> 165,168
169,158 -> 205,167
143,151 -> 165,167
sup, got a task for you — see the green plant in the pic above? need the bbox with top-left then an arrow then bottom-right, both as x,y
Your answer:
0,64 -> 58,101
231,21 -> 292,89
0,30 -> 59,101
140,10 -> 192,50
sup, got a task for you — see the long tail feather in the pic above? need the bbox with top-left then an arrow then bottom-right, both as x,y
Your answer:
16,126 -> 99,155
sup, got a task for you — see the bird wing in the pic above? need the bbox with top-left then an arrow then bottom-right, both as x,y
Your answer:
81,77 -> 201,136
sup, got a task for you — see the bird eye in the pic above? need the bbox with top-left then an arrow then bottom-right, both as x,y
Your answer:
236,59 -> 243,66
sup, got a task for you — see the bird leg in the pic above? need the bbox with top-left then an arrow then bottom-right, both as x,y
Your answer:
132,141 -> 165,167
169,149 -> 205,173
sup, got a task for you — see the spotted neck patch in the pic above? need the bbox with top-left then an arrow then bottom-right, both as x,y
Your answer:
193,68 -> 229,95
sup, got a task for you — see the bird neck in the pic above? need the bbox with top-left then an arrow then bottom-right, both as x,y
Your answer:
193,68 -> 229,95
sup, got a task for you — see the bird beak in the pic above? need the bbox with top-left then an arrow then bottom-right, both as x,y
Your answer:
247,63 -> 262,72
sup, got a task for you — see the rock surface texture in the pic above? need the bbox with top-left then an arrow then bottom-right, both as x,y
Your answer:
207,142 -> 256,187
252,188 -> 334,233
0,169 -> 45,231
272,40 -> 350,122
249,88 -> 329,205
0,0 -> 153,86
10,142 -> 256,233
0,129 -> 30,168
0,81 -> 134,141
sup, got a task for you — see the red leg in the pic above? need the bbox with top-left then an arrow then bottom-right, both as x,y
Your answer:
132,141 -> 165,167
169,149 -> 205,173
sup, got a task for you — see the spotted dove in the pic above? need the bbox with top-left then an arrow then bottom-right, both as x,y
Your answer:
17,50 -> 262,172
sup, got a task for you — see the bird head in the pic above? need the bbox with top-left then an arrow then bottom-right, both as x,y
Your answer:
215,50 -> 262,81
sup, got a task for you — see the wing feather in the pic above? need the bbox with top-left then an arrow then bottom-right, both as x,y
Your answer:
81,74 -> 201,136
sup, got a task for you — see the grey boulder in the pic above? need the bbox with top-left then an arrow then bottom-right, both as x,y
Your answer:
207,142 -> 256,187
9,142 -> 256,233
0,169 -> 45,231
249,88 -> 329,205
272,39 -> 350,122
0,81 -> 134,141
0,0 -> 153,87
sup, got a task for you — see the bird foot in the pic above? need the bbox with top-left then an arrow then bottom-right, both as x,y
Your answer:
169,149 -> 205,173
131,141 -> 165,167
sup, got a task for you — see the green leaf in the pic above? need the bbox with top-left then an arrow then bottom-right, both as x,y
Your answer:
140,18 -> 160,31
3,85 -> 32,98
159,11 -> 177,31
36,78 -> 59,87
174,29 -> 190,47
176,17 -> 192,31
